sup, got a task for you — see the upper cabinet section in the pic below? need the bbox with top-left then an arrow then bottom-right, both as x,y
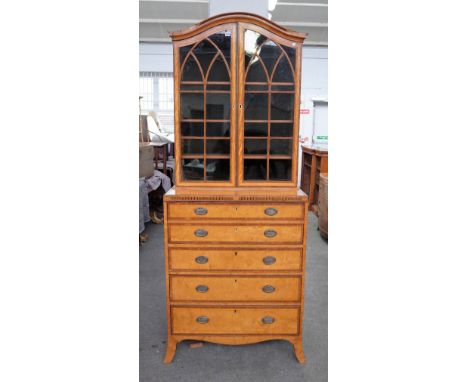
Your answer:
170,13 -> 305,188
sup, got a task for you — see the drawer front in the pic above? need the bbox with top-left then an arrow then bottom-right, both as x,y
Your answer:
172,307 -> 299,335
168,224 -> 303,244
169,248 -> 302,271
170,276 -> 301,302
168,203 -> 303,220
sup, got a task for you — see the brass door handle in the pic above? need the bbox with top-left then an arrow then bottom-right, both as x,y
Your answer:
195,285 -> 209,293
263,256 -> 276,265
262,316 -> 275,324
196,316 -> 209,324
194,207 -> 208,215
194,229 -> 208,237
195,256 -> 208,264
262,285 -> 276,293
264,229 -> 277,238
264,208 -> 278,216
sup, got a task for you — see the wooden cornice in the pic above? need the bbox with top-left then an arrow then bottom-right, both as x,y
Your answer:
169,12 -> 307,42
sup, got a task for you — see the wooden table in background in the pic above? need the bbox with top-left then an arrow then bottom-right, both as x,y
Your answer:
300,145 -> 328,214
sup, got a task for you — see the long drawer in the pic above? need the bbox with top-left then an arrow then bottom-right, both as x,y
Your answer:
168,203 -> 304,220
172,307 -> 299,335
170,276 -> 301,302
169,248 -> 302,271
168,224 -> 303,244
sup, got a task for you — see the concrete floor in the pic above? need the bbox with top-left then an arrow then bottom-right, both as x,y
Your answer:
140,212 -> 327,382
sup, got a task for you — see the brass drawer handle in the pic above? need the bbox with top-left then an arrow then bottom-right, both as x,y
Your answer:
262,285 -> 276,293
194,229 -> 208,237
264,229 -> 277,238
196,316 -> 209,324
264,208 -> 278,216
195,256 -> 208,264
262,316 -> 275,324
195,285 -> 209,293
263,256 -> 276,265
194,207 -> 208,215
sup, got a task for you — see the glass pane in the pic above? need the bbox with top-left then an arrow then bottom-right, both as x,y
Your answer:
244,139 -> 267,155
181,55 -> 202,81
206,84 -> 230,90
206,139 -> 230,155
245,84 -> 268,91
180,45 -> 193,65
207,56 -> 230,82
244,122 -> 267,137
206,159 -> 230,181
181,122 -> 203,136
271,85 -> 294,91
272,55 -> 294,83
270,139 -> 292,155
271,93 -> 294,120
206,122 -> 230,137
193,40 -> 218,77
246,60 -> 267,82
269,159 -> 292,180
206,93 -> 230,120
182,158 -> 204,180
281,44 -> 296,68
244,159 -> 267,180
244,93 -> 268,120
181,93 -> 204,119
270,123 -> 293,137
181,84 -> 203,91
182,139 -> 204,155
259,40 -> 282,76
210,30 -> 231,63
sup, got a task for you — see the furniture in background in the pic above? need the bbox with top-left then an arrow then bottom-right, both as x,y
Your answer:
300,145 -> 328,214
318,173 -> 328,239
139,143 -> 155,178
163,13 -> 308,364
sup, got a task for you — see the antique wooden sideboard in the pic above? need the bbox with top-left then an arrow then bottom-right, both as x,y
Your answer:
300,145 -> 328,214
162,12 -> 308,363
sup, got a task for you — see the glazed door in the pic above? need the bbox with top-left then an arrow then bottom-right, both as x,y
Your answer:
175,24 -> 237,185
238,23 -> 300,186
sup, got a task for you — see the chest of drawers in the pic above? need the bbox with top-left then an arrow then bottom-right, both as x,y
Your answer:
163,189 -> 308,363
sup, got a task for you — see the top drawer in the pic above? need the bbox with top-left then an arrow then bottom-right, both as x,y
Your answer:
167,203 -> 304,220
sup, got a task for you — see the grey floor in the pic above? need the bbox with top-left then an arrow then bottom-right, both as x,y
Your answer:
140,212 -> 328,382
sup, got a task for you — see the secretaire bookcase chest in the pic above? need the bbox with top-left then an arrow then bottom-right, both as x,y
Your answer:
163,12 -> 308,363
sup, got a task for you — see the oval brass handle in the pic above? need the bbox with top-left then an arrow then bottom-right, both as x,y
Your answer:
195,285 -> 209,293
194,229 -> 208,237
263,256 -> 276,265
196,316 -> 209,324
264,208 -> 278,216
262,285 -> 276,293
262,316 -> 275,324
194,207 -> 208,215
264,229 -> 277,238
195,256 -> 208,264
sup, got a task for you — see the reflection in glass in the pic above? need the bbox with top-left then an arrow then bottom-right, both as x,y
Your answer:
244,122 -> 268,136
272,55 -> 294,83
206,84 -> 230,90
181,122 -> 203,136
259,40 -> 282,75
206,159 -> 230,181
271,93 -> 294,120
182,139 -> 204,155
192,40 -> 217,76
206,122 -> 230,137
206,139 -> 230,155
206,93 -> 230,120
244,93 -> 268,120
182,158 -> 204,180
181,93 -> 204,119
244,139 -> 267,155
270,139 -> 292,155
207,56 -> 229,82
244,159 -> 267,180
181,55 -> 202,81
270,123 -> 293,137
269,159 -> 292,180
